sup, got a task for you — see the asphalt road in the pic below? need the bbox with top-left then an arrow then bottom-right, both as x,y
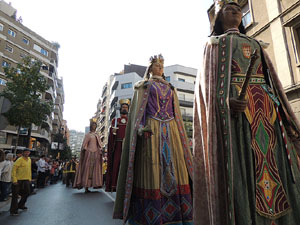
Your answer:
0,182 -> 123,225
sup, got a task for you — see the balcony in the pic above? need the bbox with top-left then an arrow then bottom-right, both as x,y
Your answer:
174,80 -> 195,93
45,87 -> 55,101
31,128 -> 51,143
102,96 -> 107,105
42,115 -> 52,131
52,115 -> 59,126
181,113 -> 193,122
101,84 -> 107,98
110,96 -> 118,108
100,115 -> 106,124
111,81 -> 119,92
178,97 -> 194,108
100,125 -> 106,133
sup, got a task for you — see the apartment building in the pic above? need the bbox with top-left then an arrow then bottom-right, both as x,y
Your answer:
208,0 -> 300,121
97,63 -> 197,151
69,130 -> 85,157
0,1 -> 64,154
164,65 -> 197,138
97,64 -> 146,151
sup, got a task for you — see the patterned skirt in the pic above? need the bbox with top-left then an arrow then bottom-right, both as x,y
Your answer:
128,118 -> 193,225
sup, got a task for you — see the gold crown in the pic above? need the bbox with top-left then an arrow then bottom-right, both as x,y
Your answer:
90,118 -> 97,123
119,99 -> 130,105
149,54 -> 164,65
215,0 -> 239,14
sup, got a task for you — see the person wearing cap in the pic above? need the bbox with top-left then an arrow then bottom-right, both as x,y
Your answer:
73,121 -> 103,193
9,148 -> 32,216
113,54 -> 193,224
193,1 -> 300,224
0,152 -> 14,201
105,99 -> 130,192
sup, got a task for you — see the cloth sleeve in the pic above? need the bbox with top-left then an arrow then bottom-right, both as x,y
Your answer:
11,160 -> 20,183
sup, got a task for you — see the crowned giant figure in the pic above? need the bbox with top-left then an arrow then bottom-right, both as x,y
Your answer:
193,1 -> 300,225
105,99 -> 130,192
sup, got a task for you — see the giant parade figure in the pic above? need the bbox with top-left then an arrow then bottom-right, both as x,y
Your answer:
113,54 -> 193,225
193,1 -> 300,225
105,99 -> 130,192
73,120 -> 103,193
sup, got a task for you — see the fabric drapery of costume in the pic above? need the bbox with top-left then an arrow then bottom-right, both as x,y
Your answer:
73,132 -> 103,189
113,76 -> 193,225
105,115 -> 128,192
193,30 -> 300,225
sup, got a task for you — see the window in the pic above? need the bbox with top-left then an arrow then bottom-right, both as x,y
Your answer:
0,131 -> 6,144
20,53 -> 27,59
22,37 -> 29,45
180,108 -> 186,116
178,78 -> 185,82
0,78 -> 7,86
33,44 -> 48,57
41,48 -> 48,56
242,2 -> 252,27
179,93 -> 185,101
5,44 -> 13,53
2,60 -> 10,68
8,29 -> 16,37
0,24 -> 3,31
165,76 -> 170,81
121,82 -> 132,89
293,24 -> 300,64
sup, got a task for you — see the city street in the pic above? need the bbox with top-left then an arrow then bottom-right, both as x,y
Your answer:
0,183 -> 122,225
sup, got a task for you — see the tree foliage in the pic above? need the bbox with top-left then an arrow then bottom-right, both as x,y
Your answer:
0,56 -> 53,128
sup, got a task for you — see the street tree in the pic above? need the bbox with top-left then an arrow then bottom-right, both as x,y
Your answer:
50,132 -> 72,160
0,56 -> 53,152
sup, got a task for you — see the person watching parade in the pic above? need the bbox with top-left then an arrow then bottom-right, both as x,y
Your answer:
10,148 -> 32,216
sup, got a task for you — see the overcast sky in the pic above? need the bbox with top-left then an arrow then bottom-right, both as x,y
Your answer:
8,0 -> 213,132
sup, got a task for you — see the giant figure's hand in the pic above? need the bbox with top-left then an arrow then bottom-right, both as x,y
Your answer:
144,131 -> 152,139
229,98 -> 248,113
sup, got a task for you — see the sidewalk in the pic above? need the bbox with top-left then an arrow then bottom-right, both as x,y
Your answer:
0,197 -> 11,214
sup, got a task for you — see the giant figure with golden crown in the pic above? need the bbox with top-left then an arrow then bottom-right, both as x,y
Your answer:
113,54 -> 193,224
193,0 -> 300,225
105,99 -> 130,192
73,119 -> 103,193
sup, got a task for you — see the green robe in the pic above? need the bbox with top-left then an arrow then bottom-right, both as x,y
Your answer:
193,30 -> 300,225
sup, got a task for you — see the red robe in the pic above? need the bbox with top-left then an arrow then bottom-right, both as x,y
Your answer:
105,115 -> 128,192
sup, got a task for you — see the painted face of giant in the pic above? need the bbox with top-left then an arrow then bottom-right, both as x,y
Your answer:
120,104 -> 129,115
221,3 -> 242,31
151,62 -> 164,77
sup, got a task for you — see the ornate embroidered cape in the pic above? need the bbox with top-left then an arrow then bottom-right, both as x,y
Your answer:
193,32 -> 300,225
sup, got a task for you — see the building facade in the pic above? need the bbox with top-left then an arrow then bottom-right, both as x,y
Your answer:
164,65 -> 197,138
0,1 -> 65,155
96,63 -> 196,152
69,130 -> 85,157
96,64 -> 146,151
208,0 -> 300,121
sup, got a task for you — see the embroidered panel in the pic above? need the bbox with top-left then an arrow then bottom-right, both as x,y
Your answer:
130,185 -> 193,225
243,84 -> 290,218
216,35 -> 235,224
160,122 -> 177,197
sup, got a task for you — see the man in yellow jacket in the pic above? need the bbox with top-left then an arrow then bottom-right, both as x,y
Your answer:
10,148 -> 32,216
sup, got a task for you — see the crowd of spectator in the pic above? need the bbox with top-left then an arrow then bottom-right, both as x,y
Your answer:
0,148 -> 78,216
